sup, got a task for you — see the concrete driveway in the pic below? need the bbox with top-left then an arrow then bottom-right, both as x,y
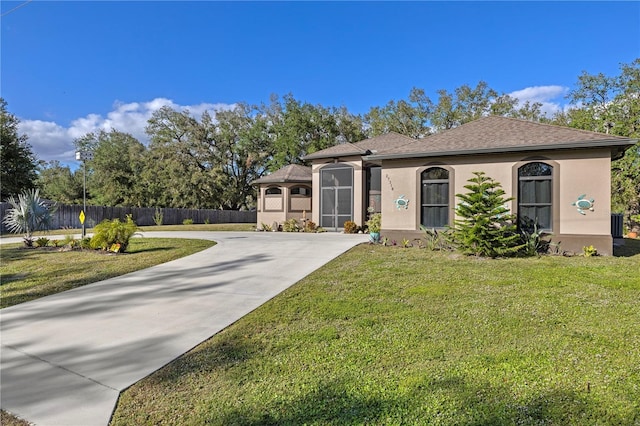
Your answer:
1,231 -> 368,426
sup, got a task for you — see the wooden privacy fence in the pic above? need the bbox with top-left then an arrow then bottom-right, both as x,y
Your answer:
0,203 -> 256,233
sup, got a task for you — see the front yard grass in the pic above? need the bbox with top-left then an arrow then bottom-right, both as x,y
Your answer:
138,223 -> 255,232
0,238 -> 215,308
111,242 -> 640,425
0,223 -> 255,239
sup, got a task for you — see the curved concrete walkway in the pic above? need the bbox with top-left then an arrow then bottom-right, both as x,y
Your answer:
1,231 -> 368,426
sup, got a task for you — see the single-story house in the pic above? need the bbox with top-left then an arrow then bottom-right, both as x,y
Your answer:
253,164 -> 312,230
254,116 -> 637,255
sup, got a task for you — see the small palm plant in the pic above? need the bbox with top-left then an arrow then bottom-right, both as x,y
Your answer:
3,189 -> 57,246
89,214 -> 139,253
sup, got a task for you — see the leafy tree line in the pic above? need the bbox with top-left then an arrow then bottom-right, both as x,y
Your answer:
66,97 -> 366,210
2,58 -> 638,219
1,98 -> 38,200
33,84 -> 547,210
551,58 -> 640,226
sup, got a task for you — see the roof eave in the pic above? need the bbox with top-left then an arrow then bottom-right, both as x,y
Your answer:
363,138 -> 638,161
251,178 -> 312,186
303,150 -> 370,161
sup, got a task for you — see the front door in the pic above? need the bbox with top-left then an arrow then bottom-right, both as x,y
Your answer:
320,165 -> 353,230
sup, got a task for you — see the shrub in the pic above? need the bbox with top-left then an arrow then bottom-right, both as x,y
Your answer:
583,245 -> 598,257
283,218 -> 300,232
518,218 -> 550,256
260,222 -> 273,232
153,208 -> 164,226
61,234 -> 77,249
303,221 -> 317,233
420,226 -> 454,251
183,218 -> 194,225
35,237 -> 50,248
90,215 -> 139,253
80,237 -> 92,250
204,218 -> 211,225
343,220 -> 358,234
452,172 -> 524,258
366,213 -> 382,233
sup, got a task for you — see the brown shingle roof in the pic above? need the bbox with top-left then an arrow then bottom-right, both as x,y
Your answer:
252,164 -> 312,185
353,132 -> 418,153
302,142 -> 366,160
365,116 -> 636,160
303,132 -> 416,160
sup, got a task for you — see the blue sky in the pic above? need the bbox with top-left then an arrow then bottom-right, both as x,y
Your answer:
2,1 -> 639,164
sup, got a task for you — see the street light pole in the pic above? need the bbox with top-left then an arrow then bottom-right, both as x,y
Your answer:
75,150 -> 94,238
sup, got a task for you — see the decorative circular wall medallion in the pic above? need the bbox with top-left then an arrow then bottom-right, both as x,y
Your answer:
395,195 -> 409,210
572,194 -> 595,215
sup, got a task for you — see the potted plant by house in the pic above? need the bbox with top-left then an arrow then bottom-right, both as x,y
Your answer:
366,213 -> 381,243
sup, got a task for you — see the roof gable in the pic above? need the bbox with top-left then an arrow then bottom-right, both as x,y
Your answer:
366,116 -> 636,160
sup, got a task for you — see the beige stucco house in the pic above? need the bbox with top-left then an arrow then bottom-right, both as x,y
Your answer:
253,164 -> 312,229
255,116 -> 637,255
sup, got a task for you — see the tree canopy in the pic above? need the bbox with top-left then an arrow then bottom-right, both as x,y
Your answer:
77,130 -> 147,207
37,160 -> 83,204
1,98 -> 38,199
550,59 -> 640,223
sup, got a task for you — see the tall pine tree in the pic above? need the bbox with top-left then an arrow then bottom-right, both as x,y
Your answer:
452,172 -> 523,257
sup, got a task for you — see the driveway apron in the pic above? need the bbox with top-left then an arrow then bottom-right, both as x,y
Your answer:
1,231 -> 368,426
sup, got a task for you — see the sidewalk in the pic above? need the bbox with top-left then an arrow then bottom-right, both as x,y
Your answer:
1,231 -> 368,425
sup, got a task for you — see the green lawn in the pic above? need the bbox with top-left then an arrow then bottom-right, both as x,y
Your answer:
110,240 -> 640,425
0,238 -> 215,308
138,223 -> 255,232
0,223 -> 255,239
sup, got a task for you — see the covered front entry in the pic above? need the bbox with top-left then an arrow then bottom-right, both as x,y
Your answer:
320,164 -> 353,230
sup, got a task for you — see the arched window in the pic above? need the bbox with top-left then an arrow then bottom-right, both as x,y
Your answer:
518,162 -> 553,231
290,186 -> 310,196
264,186 -> 283,211
421,167 -> 449,228
289,185 -> 311,212
265,187 -> 282,195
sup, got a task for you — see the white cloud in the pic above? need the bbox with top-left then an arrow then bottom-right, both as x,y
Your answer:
18,98 -> 237,163
19,120 -> 76,161
508,85 -> 569,117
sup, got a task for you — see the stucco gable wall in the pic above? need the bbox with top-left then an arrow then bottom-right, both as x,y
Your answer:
380,148 -> 612,238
